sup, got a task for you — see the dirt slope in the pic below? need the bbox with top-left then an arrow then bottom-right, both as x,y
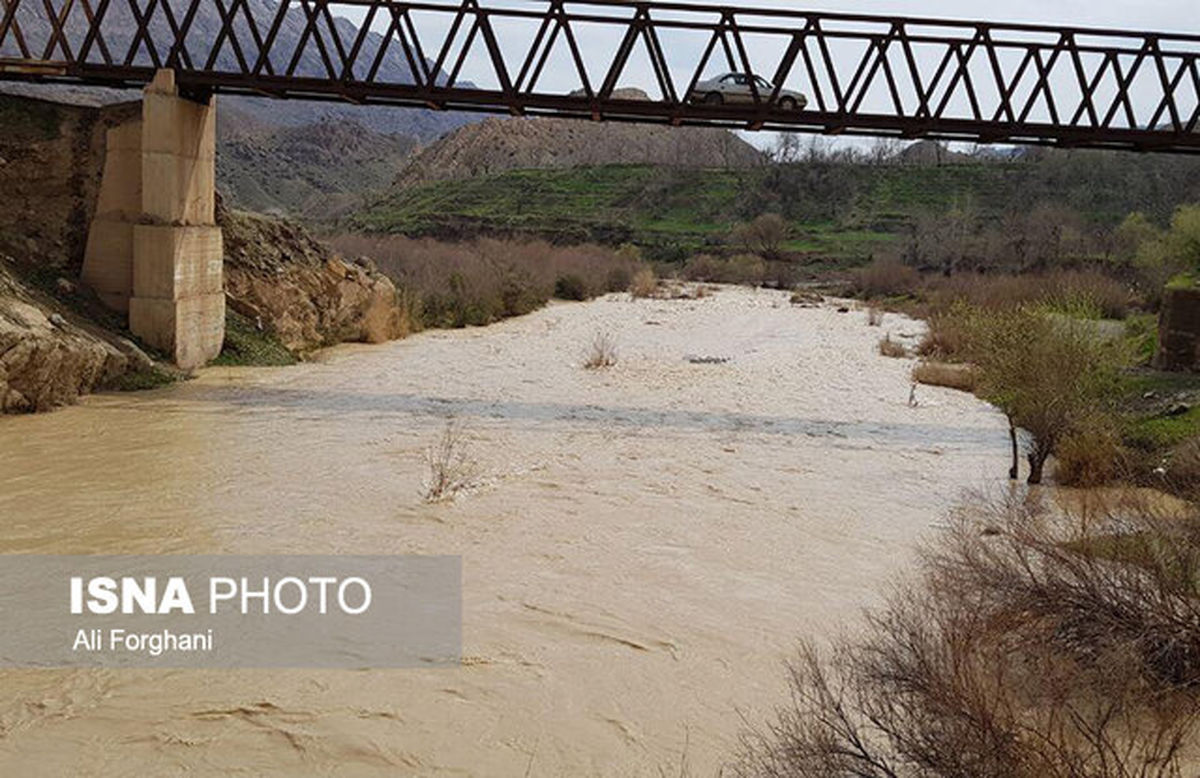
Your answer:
393,105 -> 763,189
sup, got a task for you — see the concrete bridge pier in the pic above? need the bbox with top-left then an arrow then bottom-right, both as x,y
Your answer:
82,69 -> 224,369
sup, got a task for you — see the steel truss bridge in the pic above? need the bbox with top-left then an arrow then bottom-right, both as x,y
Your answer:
1,0 -> 1199,153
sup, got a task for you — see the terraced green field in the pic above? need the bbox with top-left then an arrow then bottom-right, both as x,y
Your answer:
349,154 -> 1200,265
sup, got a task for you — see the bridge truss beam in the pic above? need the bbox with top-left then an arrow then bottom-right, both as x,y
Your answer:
1,0 -> 1199,153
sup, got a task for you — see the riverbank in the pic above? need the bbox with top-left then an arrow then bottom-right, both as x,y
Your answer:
0,286 -> 1009,774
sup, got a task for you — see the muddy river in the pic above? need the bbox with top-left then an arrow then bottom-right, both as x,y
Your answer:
0,287 -> 1008,775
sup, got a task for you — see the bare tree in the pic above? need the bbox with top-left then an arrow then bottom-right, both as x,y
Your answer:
960,306 -> 1127,483
773,132 -> 804,164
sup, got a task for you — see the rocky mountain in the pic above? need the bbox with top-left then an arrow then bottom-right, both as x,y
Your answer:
0,0 -> 475,141
392,111 -> 764,189
216,106 -> 418,220
897,140 -> 974,165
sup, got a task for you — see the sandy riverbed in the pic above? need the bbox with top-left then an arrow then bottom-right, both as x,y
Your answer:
0,286 -> 1009,775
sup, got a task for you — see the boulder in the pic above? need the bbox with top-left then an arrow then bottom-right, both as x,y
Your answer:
219,206 -> 412,352
0,263 -> 131,412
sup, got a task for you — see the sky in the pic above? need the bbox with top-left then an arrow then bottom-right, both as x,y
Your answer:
718,1 -> 1195,35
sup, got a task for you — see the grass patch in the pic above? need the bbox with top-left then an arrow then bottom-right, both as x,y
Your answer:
1121,371 -> 1200,451
1128,406 -> 1200,449
348,153 -> 1200,271
347,164 -> 967,265
211,310 -> 298,367
107,366 -> 180,392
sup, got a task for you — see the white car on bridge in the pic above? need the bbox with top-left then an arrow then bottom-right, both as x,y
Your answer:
687,73 -> 808,111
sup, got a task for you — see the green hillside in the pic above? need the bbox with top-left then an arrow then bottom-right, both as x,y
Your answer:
349,153 -> 1200,265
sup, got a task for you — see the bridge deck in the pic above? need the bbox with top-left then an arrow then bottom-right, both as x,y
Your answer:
1,0 -> 1198,153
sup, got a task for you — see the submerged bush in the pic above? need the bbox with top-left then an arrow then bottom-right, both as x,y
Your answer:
583,331 -> 618,369
733,492 -> 1200,778
1055,421 -> 1127,487
423,419 -> 476,502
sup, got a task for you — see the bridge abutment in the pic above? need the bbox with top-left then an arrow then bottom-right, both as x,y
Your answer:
82,69 -> 223,369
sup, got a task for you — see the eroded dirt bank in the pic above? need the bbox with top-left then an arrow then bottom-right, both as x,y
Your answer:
0,287 -> 1009,775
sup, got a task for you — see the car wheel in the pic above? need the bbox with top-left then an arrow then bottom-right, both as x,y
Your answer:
779,96 -> 797,111
704,92 -> 723,106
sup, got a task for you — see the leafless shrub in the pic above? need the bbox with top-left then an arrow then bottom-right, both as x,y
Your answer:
584,331 -> 618,369
732,493 -> 1200,778
878,334 -> 908,358
727,254 -> 768,286
682,254 -> 723,282
911,360 -> 976,392
790,289 -> 822,306
734,213 -> 790,259
916,307 -> 973,359
852,256 -> 921,299
1168,438 -> 1200,497
630,267 -> 658,298
682,253 -> 766,286
327,234 -> 648,328
422,419 -> 477,502
926,270 -> 1134,319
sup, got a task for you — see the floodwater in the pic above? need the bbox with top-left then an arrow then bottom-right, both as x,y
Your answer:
0,287 -> 1009,776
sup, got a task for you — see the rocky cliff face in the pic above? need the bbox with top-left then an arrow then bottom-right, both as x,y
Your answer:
0,259 -> 157,412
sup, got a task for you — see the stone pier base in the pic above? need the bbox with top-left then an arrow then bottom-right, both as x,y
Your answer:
81,69 -> 223,369
1155,287 -> 1200,372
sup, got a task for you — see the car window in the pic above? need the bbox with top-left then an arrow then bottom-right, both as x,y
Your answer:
754,77 -> 771,90
732,74 -> 748,85
720,74 -> 737,84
